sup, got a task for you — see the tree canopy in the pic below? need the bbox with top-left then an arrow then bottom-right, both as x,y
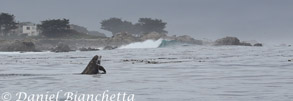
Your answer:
100,18 -> 135,35
0,13 -> 17,36
38,19 -> 70,37
100,18 -> 167,36
138,18 -> 167,34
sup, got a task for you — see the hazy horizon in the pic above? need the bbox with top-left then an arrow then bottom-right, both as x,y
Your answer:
1,0 -> 293,44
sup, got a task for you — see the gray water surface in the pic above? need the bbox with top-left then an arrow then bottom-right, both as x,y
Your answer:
0,46 -> 293,101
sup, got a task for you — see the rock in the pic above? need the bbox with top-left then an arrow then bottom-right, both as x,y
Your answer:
254,43 -> 263,47
81,55 -> 106,74
110,32 -> 140,44
215,37 -> 262,46
215,37 -> 241,45
79,47 -> 99,51
52,43 -> 71,52
140,32 -> 167,40
240,42 -> 252,46
175,35 -> 203,45
1,40 -> 38,52
103,46 -> 117,50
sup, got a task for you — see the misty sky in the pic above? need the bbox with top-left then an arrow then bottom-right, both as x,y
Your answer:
1,0 -> 292,44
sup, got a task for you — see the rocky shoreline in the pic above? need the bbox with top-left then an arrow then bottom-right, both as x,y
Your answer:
0,32 -> 264,52
0,32 -> 204,52
215,37 -> 263,46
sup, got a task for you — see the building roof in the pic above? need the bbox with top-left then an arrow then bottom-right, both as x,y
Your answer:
18,22 -> 36,26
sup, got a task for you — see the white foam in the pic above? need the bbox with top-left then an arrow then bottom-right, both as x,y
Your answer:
118,39 -> 163,49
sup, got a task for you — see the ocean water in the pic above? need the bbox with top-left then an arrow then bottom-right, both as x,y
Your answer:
0,45 -> 293,101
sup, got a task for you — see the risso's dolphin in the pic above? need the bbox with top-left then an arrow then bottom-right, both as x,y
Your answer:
81,55 -> 106,74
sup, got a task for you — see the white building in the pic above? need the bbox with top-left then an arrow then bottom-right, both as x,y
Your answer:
13,22 -> 39,36
22,24 -> 38,36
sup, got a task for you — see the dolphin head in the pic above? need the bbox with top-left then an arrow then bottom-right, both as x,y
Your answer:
91,55 -> 98,64
92,55 -> 102,65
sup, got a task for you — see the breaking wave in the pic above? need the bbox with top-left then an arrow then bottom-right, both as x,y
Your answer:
118,39 -> 184,49
118,39 -> 163,49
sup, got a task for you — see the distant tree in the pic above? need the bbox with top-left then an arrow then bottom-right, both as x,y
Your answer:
38,19 -> 70,37
137,18 -> 167,34
70,24 -> 89,34
0,13 -> 17,36
100,17 -> 168,36
128,23 -> 142,35
100,18 -> 134,35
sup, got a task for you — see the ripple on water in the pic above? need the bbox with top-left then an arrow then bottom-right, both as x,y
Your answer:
1,46 -> 293,101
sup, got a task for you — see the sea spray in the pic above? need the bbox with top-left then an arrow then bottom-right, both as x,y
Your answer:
118,39 -> 163,49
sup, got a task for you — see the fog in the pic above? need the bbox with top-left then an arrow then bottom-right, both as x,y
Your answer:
1,0 -> 292,44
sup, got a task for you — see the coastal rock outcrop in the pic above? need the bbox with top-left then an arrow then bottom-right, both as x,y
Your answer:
103,46 -> 117,50
214,36 -> 262,46
141,32 -> 167,41
240,42 -> 252,46
215,37 -> 241,45
79,47 -> 99,51
0,40 -> 38,52
81,55 -> 106,74
51,43 -> 71,52
140,33 -> 203,45
254,43 -> 263,47
175,35 -> 203,45
109,32 -> 141,45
